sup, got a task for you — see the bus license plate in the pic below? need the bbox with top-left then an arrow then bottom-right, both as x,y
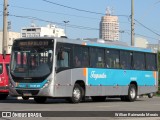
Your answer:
23,93 -> 31,96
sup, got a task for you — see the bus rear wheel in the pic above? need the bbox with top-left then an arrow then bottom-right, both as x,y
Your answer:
69,84 -> 83,103
34,97 -> 47,103
126,84 -> 137,102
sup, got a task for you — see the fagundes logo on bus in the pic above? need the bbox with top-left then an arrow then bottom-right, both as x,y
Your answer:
90,71 -> 107,80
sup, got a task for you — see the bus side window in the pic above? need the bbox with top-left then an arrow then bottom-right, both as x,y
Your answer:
133,52 -> 145,70
146,53 -> 157,71
105,49 -> 120,69
0,64 -> 2,74
120,51 -> 132,69
57,51 -> 69,67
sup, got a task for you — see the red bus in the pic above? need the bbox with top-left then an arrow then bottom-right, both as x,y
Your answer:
0,54 -> 10,100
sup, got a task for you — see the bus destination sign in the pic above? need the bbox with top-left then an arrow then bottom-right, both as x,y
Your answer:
19,41 -> 49,47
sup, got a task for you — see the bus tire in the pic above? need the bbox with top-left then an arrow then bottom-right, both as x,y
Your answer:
34,97 -> 47,103
22,96 -> 29,100
69,84 -> 83,103
126,84 -> 137,102
0,94 -> 8,100
92,96 -> 106,102
148,93 -> 154,98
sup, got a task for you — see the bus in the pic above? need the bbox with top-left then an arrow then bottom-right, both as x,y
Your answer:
9,37 -> 158,103
0,54 -> 10,100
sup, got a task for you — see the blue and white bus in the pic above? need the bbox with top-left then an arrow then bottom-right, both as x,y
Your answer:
9,37 -> 158,103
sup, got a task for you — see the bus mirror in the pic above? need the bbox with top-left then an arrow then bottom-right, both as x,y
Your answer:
3,50 -> 6,59
58,51 -> 64,60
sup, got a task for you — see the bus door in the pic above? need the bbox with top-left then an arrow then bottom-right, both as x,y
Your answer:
0,58 -> 9,93
0,62 -> 5,90
56,44 -> 71,85
4,64 -> 9,90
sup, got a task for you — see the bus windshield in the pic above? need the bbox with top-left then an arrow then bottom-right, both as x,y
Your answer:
10,39 -> 54,78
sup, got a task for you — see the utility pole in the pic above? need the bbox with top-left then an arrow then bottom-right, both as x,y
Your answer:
63,21 -> 69,36
3,0 -> 8,54
131,0 -> 135,46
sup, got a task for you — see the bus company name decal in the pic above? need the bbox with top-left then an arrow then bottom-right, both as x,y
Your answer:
90,71 -> 107,80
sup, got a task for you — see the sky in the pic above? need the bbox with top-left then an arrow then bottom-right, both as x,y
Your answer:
0,0 -> 160,45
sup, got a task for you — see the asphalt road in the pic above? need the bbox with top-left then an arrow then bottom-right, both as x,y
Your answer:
0,96 -> 160,120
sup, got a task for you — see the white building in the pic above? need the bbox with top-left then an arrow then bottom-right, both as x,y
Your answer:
0,31 -> 20,54
147,44 -> 160,51
21,24 -> 65,38
135,37 -> 148,48
99,8 -> 119,41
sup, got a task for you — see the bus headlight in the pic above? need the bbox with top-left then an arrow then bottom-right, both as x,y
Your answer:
42,79 -> 52,89
43,83 -> 49,88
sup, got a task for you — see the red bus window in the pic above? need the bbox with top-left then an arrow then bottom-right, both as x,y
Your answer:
17,52 -> 21,65
5,64 -> 9,75
0,64 -> 2,74
23,53 -> 27,65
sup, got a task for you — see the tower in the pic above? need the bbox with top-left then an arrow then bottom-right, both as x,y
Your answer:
99,7 -> 119,41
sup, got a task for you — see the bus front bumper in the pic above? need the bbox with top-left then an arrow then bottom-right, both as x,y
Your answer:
9,85 -> 52,97
0,86 -> 9,93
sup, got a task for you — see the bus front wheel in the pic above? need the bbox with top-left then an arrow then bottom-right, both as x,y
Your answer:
126,84 -> 137,102
69,84 -> 83,103
34,97 -> 47,103
148,93 -> 154,98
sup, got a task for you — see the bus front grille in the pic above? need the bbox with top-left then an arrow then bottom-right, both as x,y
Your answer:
16,90 -> 39,96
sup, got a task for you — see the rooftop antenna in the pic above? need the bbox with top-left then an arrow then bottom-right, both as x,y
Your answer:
31,20 -> 36,27
106,7 -> 111,16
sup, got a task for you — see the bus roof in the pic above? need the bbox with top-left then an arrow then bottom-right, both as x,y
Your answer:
14,37 -> 154,53
56,37 -> 154,53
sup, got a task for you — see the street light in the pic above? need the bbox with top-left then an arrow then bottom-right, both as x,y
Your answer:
63,21 -> 69,36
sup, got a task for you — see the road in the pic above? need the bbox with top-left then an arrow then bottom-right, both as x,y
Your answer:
0,96 -> 160,120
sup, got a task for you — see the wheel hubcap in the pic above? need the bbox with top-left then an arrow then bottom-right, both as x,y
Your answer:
130,88 -> 136,99
73,88 -> 81,101
150,93 -> 153,96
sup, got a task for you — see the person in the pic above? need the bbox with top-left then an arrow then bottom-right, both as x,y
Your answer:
82,56 -> 89,67
31,56 -> 35,66
121,61 -> 126,69
96,57 -> 104,67
74,56 -> 81,67
30,56 -> 36,69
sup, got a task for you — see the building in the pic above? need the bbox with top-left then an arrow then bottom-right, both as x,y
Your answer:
21,24 -> 65,38
135,37 -> 148,48
99,8 -> 119,41
0,31 -> 20,54
147,44 -> 160,52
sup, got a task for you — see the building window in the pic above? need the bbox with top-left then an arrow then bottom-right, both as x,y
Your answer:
22,33 -> 26,37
